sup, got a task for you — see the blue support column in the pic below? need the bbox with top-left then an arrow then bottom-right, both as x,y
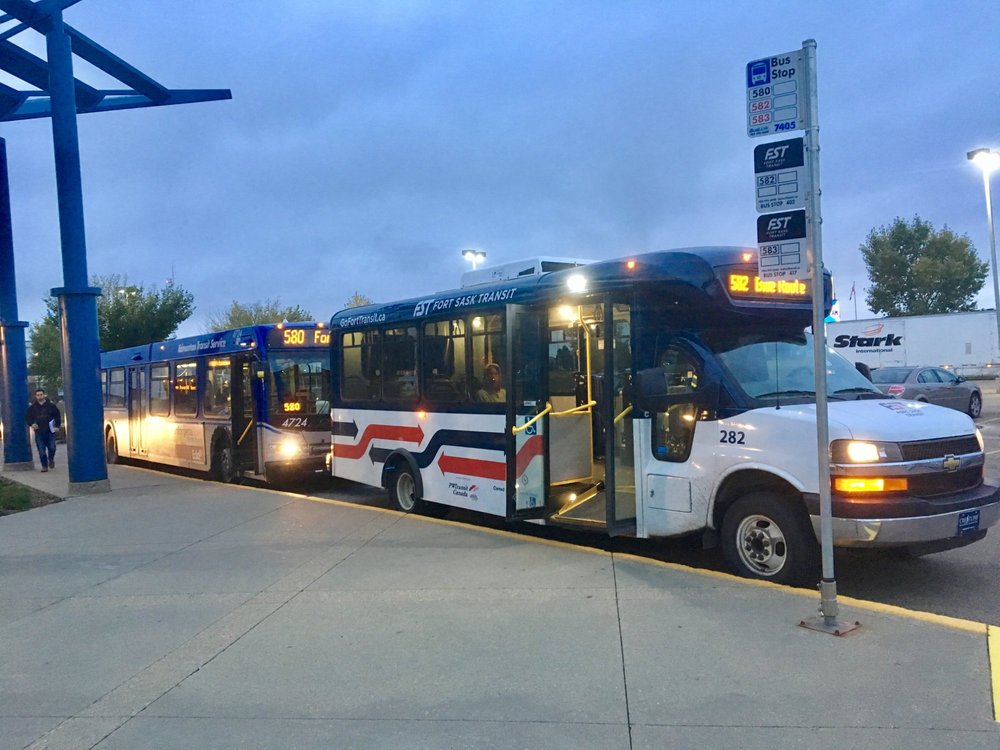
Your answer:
45,9 -> 108,492
0,137 -> 33,470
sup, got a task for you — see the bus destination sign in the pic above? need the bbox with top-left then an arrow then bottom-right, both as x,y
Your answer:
268,327 -> 331,348
728,272 -> 808,302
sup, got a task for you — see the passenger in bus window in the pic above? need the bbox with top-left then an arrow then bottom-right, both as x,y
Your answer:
476,363 -> 506,403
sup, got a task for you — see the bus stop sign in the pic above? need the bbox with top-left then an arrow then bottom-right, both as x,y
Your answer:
756,209 -> 807,280
746,50 -> 804,137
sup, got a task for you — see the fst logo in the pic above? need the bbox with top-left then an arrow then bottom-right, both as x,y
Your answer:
767,216 -> 791,231
765,145 -> 789,160
413,299 -> 433,317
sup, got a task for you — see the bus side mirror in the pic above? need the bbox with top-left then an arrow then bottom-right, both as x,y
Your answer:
854,362 -> 872,381
635,368 -> 669,401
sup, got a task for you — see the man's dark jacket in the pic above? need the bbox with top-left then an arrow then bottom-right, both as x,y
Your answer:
26,399 -> 61,432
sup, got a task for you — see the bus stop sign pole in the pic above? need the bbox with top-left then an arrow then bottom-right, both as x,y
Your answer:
797,40 -> 857,636
746,40 -> 858,634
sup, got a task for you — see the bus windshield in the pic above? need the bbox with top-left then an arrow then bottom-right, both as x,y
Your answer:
269,352 -> 331,417
702,330 -> 881,401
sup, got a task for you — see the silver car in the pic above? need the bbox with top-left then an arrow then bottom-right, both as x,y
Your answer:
870,366 -> 982,418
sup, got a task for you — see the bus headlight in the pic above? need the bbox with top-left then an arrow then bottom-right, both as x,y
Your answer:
277,436 -> 304,459
976,428 -> 985,451
830,439 -> 902,463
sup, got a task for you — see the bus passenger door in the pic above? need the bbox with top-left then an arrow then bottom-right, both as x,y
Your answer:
127,366 -> 146,456
604,301 -> 636,536
231,356 -> 259,474
505,305 -> 548,520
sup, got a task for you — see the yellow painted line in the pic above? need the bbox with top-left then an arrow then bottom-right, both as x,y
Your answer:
990,625 -> 1000,722
986,449 -> 1000,456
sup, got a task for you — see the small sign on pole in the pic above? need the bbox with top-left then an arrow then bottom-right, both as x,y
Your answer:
756,209 -> 807,280
754,137 -> 806,212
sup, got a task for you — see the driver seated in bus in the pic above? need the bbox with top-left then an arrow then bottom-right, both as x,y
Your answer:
475,363 -> 506,403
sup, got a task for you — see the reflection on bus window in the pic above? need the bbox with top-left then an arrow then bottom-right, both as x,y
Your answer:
149,363 -> 170,416
174,361 -> 198,416
269,353 -> 332,416
205,358 -> 231,417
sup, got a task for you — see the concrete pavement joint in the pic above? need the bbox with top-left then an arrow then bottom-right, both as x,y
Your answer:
610,556 -> 634,750
990,625 -> 1000,722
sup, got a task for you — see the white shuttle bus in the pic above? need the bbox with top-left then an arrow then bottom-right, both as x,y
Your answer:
328,248 -> 999,584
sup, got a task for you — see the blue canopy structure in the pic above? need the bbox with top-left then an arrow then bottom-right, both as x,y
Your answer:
0,0 -> 230,491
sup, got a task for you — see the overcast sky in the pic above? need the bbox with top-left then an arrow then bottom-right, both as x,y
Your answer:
1,0 -> 998,338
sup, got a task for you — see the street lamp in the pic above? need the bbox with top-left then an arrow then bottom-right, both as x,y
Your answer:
968,148 -> 1000,357
462,249 -> 486,270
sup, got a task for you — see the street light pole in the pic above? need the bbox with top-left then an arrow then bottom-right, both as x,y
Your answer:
968,148 -> 1000,359
462,249 -> 486,271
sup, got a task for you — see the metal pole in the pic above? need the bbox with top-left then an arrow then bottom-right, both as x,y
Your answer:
0,137 -> 33,470
45,8 -> 109,492
982,170 -> 999,357
801,39 -> 844,629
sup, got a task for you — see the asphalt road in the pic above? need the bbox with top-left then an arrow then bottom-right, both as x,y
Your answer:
307,384 -> 1000,626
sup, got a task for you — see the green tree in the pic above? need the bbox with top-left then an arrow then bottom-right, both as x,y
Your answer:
862,216 -> 988,316
207,298 -> 313,332
344,291 -> 373,308
29,275 -> 195,390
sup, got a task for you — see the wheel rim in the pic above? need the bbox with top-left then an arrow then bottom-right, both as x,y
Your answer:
735,513 -> 787,576
219,447 -> 234,481
971,395 -> 981,417
396,473 -> 416,511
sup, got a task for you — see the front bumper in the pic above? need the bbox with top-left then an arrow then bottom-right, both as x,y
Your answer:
804,483 -> 1000,548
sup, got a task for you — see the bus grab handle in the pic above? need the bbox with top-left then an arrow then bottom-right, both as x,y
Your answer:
512,402 -> 552,434
613,404 -> 633,424
550,400 -> 597,417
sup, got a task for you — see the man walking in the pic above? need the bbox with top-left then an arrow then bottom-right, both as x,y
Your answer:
26,388 -> 61,472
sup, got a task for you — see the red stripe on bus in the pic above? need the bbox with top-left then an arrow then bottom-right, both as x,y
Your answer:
333,423 -> 425,460
437,453 -> 506,480
515,434 -> 544,477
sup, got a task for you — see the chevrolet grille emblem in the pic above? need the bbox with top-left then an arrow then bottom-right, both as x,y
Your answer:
942,454 -> 961,472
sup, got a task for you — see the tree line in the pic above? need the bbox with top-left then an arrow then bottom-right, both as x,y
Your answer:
29,281 -> 373,391
29,215 -> 986,391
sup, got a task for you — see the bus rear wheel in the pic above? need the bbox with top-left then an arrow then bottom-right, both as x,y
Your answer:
105,432 -> 118,464
721,492 -> 819,586
389,467 -> 423,513
212,438 -> 236,483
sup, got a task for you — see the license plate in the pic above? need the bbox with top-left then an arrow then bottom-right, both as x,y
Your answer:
957,509 -> 980,536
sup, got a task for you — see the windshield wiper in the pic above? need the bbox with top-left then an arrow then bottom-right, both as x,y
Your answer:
754,389 -> 817,399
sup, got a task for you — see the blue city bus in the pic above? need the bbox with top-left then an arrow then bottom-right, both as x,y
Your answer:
101,323 -> 331,483
328,247 -> 999,584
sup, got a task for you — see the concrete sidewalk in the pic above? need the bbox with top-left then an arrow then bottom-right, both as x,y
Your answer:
1,465 -> 997,749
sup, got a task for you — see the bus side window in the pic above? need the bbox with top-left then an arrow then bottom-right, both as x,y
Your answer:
108,368 -> 125,407
149,363 -> 170,416
422,319 -> 466,404
383,327 -> 417,402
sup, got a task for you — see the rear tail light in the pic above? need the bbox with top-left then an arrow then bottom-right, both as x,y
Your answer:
887,385 -> 905,396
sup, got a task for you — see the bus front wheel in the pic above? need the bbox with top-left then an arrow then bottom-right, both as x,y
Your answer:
721,492 -> 819,586
389,466 -> 423,513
